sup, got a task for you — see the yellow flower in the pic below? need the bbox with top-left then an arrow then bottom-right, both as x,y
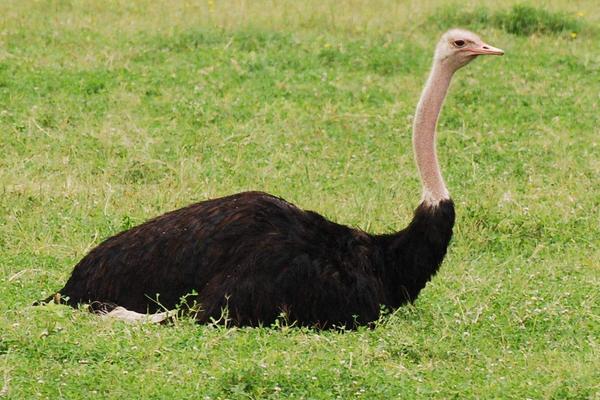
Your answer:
576,11 -> 585,17
570,32 -> 577,39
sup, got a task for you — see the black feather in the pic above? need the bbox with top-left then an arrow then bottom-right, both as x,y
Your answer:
50,191 -> 454,328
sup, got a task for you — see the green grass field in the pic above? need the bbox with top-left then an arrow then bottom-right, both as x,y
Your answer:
1,0 -> 599,398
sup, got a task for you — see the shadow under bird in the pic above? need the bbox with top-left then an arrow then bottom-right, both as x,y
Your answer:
41,29 -> 503,328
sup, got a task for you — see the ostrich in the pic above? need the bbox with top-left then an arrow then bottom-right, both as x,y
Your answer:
42,29 -> 503,328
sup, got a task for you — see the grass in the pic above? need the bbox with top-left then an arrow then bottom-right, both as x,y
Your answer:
1,0 -> 599,398
430,4 -> 586,35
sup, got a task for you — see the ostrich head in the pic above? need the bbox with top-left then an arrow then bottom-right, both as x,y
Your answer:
434,29 -> 504,71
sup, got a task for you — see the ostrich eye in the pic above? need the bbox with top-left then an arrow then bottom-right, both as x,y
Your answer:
453,40 -> 466,48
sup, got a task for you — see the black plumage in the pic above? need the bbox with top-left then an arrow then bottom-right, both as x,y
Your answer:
50,191 -> 454,328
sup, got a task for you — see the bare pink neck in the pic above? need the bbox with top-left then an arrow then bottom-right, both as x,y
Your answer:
413,62 -> 454,206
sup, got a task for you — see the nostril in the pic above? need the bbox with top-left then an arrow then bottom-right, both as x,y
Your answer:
483,46 -> 489,49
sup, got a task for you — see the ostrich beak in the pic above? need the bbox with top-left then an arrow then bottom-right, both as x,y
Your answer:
471,42 -> 504,56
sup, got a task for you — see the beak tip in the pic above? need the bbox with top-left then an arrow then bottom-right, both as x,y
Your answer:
489,46 -> 504,56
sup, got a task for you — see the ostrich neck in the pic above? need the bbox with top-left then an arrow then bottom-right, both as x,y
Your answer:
413,62 -> 454,206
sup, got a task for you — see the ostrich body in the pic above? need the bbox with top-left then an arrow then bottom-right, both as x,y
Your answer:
47,30 -> 503,328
